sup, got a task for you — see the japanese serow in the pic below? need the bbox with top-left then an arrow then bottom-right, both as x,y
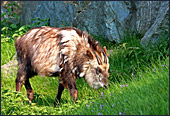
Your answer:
15,26 -> 109,106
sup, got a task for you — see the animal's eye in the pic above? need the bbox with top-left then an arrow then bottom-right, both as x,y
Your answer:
96,67 -> 102,74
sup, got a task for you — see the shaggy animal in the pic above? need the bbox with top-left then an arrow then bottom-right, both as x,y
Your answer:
15,26 -> 109,106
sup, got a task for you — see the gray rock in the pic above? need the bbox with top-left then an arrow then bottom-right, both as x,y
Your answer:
105,1 -> 134,42
73,1 -> 169,45
140,1 -> 169,47
65,1 -> 90,15
19,1 -> 169,46
20,1 -> 42,25
135,1 -> 163,35
73,2 -> 106,38
123,1 -> 137,34
1,60 -> 18,76
73,1 -> 132,42
20,1 -> 77,27
1,53 -> 18,76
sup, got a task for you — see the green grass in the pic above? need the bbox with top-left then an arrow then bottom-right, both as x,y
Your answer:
93,33 -> 169,83
1,26 -> 169,115
1,39 -> 16,66
1,57 -> 169,115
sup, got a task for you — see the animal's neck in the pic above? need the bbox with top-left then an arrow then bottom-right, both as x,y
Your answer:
74,47 -> 90,78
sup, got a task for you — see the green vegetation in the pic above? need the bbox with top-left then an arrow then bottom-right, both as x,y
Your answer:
1,54 -> 169,115
1,2 -> 169,115
93,33 -> 169,83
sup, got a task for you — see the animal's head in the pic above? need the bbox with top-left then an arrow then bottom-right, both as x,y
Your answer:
71,30 -> 109,89
79,37 -> 109,89
85,45 -> 109,89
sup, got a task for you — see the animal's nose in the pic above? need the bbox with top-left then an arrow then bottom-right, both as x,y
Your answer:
104,85 -> 107,89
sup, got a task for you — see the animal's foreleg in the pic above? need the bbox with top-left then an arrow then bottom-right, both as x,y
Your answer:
67,77 -> 78,102
54,82 -> 64,107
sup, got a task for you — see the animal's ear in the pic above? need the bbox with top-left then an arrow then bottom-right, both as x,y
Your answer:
86,50 -> 94,59
103,46 -> 107,56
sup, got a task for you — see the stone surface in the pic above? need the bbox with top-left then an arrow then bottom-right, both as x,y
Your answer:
1,60 -> 18,76
18,1 -> 169,46
73,2 -> 106,39
20,1 -> 77,27
135,1 -> 163,35
20,1 -> 42,25
1,53 -> 18,76
104,1 -> 132,42
73,1 -> 169,45
73,1 -> 132,42
140,1 -> 169,47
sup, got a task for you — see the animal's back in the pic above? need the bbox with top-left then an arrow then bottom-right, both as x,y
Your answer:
15,26 -> 88,77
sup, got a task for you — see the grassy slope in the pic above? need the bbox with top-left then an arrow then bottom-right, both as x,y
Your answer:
1,35 -> 169,115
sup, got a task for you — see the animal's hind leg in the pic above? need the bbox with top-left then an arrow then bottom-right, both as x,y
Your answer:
25,78 -> 34,103
16,65 -> 26,92
16,64 -> 34,103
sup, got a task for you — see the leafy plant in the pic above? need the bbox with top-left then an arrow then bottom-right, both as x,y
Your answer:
1,2 -> 51,43
1,2 -> 21,43
31,17 -> 50,27
1,1 -> 20,27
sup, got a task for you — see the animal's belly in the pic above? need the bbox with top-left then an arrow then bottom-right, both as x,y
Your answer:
33,60 -> 61,77
31,47 -> 61,76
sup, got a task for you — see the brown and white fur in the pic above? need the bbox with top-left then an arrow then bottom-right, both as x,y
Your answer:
15,26 -> 109,106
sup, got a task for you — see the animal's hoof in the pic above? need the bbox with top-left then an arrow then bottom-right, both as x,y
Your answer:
75,101 -> 78,104
54,101 -> 60,107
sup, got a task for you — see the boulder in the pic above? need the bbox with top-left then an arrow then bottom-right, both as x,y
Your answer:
140,1 -> 169,47
20,1 -> 77,27
73,2 -> 106,39
73,1 -> 169,45
135,1 -> 163,35
19,1 -> 169,46
1,60 -> 18,76
1,53 -> 18,76
20,1 -> 42,25
73,1 -> 133,42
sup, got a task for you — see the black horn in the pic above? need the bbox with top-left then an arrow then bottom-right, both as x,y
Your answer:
93,51 -> 102,65
102,50 -> 107,63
